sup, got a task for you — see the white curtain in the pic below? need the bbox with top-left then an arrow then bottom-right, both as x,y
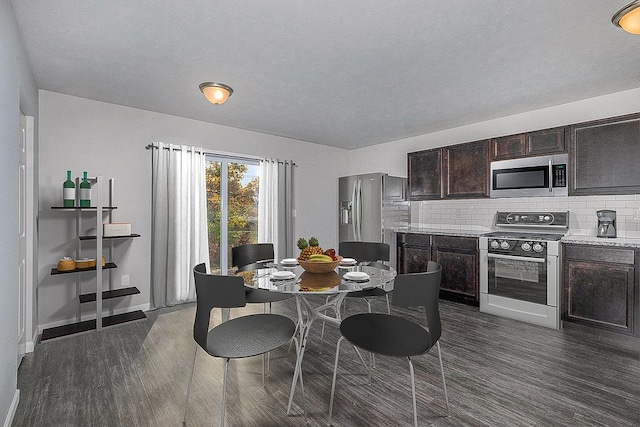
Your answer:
151,142 -> 209,308
258,158 -> 294,261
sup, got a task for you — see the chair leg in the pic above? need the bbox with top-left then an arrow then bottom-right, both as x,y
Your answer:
267,303 -> 272,375
183,345 -> 198,423
408,357 -> 418,427
364,298 -> 376,369
319,295 -> 331,353
385,293 -> 391,314
327,336 -> 345,426
221,358 -> 230,427
437,341 -> 450,416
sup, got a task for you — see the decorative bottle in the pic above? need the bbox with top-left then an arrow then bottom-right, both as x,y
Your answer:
79,171 -> 91,207
63,170 -> 75,207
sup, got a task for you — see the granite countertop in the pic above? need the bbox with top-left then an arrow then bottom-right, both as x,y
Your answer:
561,235 -> 640,248
395,228 -> 640,248
394,227 -> 486,238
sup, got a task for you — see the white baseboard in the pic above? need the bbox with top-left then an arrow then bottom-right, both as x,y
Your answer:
37,303 -> 151,337
3,389 -> 19,427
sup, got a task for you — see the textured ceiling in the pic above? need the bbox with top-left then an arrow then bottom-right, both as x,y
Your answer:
11,0 -> 640,149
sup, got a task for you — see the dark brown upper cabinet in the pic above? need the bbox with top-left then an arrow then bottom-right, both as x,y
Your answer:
408,148 -> 441,200
568,113 -> 640,196
491,127 -> 565,161
443,140 -> 489,198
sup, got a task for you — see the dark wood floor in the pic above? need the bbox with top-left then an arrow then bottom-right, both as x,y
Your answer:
13,296 -> 640,427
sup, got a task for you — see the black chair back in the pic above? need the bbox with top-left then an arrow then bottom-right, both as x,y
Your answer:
392,261 -> 442,346
338,241 -> 390,262
232,243 -> 275,271
192,264 -> 247,351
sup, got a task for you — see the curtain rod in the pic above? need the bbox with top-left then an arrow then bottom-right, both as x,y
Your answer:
146,143 -> 296,166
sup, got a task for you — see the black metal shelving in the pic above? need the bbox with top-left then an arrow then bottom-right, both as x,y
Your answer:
43,177 -> 146,341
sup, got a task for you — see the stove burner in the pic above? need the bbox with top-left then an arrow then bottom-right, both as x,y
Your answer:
482,232 -> 565,241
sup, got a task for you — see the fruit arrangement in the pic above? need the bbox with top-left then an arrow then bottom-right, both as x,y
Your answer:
297,237 -> 339,261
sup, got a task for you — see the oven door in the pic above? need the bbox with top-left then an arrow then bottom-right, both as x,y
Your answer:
486,253 -> 547,304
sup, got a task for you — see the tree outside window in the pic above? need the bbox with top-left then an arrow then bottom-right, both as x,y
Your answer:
206,159 -> 259,274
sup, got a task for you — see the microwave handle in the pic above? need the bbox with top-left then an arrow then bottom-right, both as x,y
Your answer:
548,159 -> 553,193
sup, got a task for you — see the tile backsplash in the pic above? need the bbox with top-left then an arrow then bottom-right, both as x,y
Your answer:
412,194 -> 640,237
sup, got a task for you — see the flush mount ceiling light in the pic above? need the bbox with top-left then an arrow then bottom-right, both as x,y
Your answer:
199,82 -> 233,105
612,0 -> 640,34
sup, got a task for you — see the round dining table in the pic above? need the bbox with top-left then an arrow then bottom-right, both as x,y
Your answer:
237,260 -> 397,417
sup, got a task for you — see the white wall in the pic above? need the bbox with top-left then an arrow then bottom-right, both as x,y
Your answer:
349,88 -> 640,236
37,86 -> 640,331
0,0 -> 39,425
37,91 -> 349,329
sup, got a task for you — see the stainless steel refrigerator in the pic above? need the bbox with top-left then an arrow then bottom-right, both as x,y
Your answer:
339,173 -> 409,267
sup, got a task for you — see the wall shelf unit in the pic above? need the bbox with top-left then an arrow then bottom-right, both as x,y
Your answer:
42,176 -> 145,341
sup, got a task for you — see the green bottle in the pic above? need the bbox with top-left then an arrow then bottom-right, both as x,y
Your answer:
79,171 -> 91,207
63,170 -> 75,207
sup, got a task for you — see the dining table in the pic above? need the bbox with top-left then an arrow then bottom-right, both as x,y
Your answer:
236,259 -> 397,418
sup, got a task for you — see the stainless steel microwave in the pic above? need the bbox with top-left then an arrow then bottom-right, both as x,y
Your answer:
490,153 -> 568,198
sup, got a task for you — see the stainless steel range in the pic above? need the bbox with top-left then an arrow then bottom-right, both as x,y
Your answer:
480,212 -> 569,329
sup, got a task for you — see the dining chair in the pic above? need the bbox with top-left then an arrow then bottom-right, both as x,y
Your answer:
231,243 -> 293,307
319,241 -> 391,352
339,241 -> 392,314
232,243 -> 275,272
229,245 -> 295,378
184,264 -> 304,426
327,262 -> 450,427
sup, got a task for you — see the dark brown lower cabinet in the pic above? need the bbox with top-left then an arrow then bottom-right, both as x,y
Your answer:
397,233 -> 479,306
563,244 -> 638,336
431,235 -> 479,306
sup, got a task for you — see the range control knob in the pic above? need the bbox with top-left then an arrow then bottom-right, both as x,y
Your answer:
521,242 -> 532,251
533,243 -> 544,252
500,241 -> 510,250
490,240 -> 500,249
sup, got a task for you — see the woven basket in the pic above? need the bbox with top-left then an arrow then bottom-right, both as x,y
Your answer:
297,256 -> 342,274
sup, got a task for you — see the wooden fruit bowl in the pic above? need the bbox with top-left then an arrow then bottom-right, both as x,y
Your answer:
297,256 -> 342,274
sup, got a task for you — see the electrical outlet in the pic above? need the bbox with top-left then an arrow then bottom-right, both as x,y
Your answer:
121,274 -> 130,287
633,208 -> 640,223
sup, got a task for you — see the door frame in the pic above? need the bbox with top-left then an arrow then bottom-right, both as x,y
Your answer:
19,113 -> 35,357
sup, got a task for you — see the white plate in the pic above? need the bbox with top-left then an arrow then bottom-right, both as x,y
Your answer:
340,258 -> 357,265
271,271 -> 296,280
280,258 -> 299,266
344,272 -> 370,282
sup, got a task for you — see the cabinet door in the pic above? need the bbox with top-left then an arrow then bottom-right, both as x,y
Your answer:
491,134 -> 526,160
397,244 -> 432,274
432,247 -> 478,302
443,140 -> 489,198
408,149 -> 441,200
526,127 -> 565,156
569,113 -> 640,196
563,259 -> 635,334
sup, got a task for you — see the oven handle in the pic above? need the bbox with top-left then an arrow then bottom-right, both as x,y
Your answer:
487,253 -> 546,263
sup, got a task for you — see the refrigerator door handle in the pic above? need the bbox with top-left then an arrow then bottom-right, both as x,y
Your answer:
356,179 -> 363,240
351,180 -> 358,240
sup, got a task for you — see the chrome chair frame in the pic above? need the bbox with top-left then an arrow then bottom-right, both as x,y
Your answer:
327,262 -> 449,427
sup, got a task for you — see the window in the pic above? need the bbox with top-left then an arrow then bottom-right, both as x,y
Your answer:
206,155 -> 260,274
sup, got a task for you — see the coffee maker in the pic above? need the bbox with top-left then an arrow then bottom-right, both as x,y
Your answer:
597,210 -> 617,238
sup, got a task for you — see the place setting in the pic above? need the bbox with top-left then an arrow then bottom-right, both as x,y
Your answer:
338,257 -> 357,268
270,270 -> 297,282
